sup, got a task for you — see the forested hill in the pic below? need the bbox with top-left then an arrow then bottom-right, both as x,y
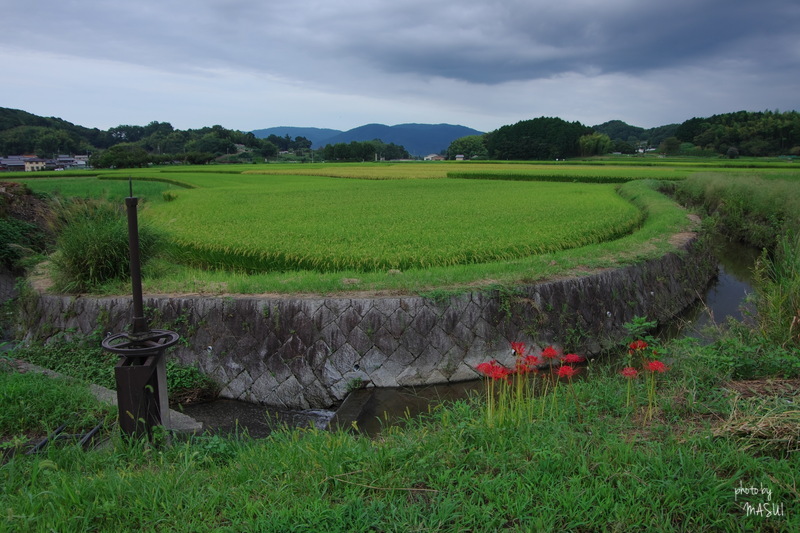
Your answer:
250,127 -> 343,147
0,107 -> 107,154
593,110 -> 800,157
591,120 -> 680,149
253,123 -> 484,156
318,123 -> 483,156
2,107 -> 798,164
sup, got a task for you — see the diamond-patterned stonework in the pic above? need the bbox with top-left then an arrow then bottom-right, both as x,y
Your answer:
18,237 -> 714,409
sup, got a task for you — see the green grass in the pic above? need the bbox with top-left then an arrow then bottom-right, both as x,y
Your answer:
10,333 -> 218,405
1,339 -> 798,532
13,176 -> 182,205
3,159 -> 799,530
674,172 -> 800,249
8,160 -> 796,295
7,163 -> 698,295
0,367 -> 111,440
148,176 -> 643,272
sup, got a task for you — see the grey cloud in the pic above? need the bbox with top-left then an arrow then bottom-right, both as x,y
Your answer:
3,0 -> 799,86
340,0 -> 800,83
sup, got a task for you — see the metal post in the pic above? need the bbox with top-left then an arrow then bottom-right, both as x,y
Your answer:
125,196 -> 148,336
102,187 -> 179,439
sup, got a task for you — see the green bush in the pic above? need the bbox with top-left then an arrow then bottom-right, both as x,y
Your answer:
0,217 -> 45,271
693,323 -> 800,379
49,200 -> 162,293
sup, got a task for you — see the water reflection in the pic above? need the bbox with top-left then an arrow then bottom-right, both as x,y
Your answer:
660,239 -> 759,342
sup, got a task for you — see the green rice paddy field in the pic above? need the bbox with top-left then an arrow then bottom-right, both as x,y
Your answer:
12,160 -> 799,294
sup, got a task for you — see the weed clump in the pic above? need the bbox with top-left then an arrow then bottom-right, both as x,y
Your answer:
49,199 -> 163,293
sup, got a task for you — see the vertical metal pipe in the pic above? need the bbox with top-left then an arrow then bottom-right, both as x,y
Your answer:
125,196 -> 148,335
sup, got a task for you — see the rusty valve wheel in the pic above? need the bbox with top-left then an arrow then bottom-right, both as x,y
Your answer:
102,330 -> 181,357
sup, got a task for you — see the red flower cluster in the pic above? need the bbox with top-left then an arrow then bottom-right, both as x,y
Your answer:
476,360 -> 512,381
628,340 -> 648,353
515,354 -> 542,374
511,342 -> 527,356
541,346 -> 560,359
556,365 -> 577,379
647,360 -> 668,373
620,367 -> 639,379
561,353 -> 585,364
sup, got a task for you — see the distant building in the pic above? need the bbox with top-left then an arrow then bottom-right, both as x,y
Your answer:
0,154 -> 90,171
24,157 -> 46,171
0,155 -> 44,172
423,154 -> 445,161
454,154 -> 465,161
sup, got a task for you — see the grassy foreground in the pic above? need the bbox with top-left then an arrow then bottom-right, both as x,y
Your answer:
1,339 -> 798,532
2,162 -> 798,530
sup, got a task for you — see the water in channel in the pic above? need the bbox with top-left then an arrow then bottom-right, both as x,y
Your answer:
181,239 -> 760,438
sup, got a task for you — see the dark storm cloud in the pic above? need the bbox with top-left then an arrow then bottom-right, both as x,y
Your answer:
4,0 -> 798,84
337,0 -> 800,83
1,0 -> 797,132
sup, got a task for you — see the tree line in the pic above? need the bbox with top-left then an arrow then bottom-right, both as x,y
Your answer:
0,107 -> 412,168
3,106 -> 798,168
445,111 -> 800,161
0,108 -> 284,168
673,110 -> 800,157
446,117 -> 610,160
321,140 -> 410,161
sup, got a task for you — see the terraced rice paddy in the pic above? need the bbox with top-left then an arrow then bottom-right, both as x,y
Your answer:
14,160 -> 724,292
144,173 -> 643,273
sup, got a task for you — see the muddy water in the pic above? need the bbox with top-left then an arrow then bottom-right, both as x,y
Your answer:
182,240 -> 760,438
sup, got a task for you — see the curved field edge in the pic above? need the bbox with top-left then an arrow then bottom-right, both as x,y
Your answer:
146,178 -> 643,273
135,179 -> 693,296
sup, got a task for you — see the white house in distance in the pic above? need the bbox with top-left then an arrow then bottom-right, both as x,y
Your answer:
423,154 -> 445,161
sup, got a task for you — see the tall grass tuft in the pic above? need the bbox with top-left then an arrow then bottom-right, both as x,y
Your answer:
49,199 -> 162,293
675,173 -> 800,249
754,232 -> 800,347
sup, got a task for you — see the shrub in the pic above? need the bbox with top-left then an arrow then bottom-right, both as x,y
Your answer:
49,199 -> 162,293
0,217 -> 44,271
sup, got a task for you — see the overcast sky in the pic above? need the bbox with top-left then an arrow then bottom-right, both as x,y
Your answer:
2,0 -> 798,133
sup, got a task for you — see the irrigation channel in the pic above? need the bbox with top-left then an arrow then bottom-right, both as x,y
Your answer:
180,239 -> 761,438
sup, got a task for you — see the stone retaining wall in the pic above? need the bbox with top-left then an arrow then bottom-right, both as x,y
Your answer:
17,237 -> 715,409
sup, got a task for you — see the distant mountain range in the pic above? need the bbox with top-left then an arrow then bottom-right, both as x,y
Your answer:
251,123 -> 484,156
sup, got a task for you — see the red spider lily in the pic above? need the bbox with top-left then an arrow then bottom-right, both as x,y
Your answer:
561,353 -> 585,364
620,367 -> 639,379
515,354 -> 542,374
541,346 -> 559,359
647,360 -> 668,373
524,355 -> 541,367
510,342 -> 527,356
476,360 -> 512,381
556,365 -> 578,378
628,340 -> 648,353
